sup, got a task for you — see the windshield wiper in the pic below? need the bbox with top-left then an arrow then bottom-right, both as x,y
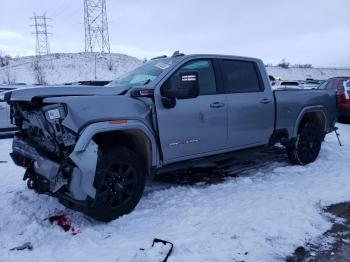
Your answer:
119,79 -> 152,95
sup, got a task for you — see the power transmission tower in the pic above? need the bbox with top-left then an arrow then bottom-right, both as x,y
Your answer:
30,13 -> 51,56
84,0 -> 111,53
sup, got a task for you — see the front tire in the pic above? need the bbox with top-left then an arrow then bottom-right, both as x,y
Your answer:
287,122 -> 323,165
89,146 -> 146,222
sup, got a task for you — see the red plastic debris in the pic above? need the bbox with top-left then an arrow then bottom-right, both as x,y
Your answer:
46,214 -> 80,235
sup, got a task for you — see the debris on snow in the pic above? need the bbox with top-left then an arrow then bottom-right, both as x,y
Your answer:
9,242 -> 33,251
135,238 -> 174,262
45,213 -> 80,235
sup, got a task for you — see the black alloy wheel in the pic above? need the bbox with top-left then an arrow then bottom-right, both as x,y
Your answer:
88,147 -> 146,222
287,122 -> 323,165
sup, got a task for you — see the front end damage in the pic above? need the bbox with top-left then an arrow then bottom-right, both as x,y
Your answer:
10,100 -> 99,212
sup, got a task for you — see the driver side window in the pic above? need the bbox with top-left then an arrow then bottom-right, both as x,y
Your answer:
166,59 -> 217,95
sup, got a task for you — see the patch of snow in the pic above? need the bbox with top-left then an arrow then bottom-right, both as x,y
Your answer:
0,124 -> 350,261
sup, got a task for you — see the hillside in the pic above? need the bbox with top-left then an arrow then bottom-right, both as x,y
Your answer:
0,53 -> 350,85
266,66 -> 350,80
0,53 -> 142,85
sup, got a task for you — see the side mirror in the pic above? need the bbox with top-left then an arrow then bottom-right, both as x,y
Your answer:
164,71 -> 199,99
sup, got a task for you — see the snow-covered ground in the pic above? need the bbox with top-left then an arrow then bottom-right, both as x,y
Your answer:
0,125 -> 350,262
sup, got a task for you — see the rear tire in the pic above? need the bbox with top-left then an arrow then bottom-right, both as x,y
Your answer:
89,146 -> 145,222
287,122 -> 323,165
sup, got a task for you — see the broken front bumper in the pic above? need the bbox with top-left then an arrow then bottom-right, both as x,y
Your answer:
11,135 -> 98,202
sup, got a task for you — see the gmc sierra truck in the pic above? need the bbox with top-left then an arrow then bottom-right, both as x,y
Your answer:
3,53 -> 337,221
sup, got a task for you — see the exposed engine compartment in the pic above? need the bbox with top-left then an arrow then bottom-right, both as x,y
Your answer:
11,101 -> 77,161
9,98 -> 99,208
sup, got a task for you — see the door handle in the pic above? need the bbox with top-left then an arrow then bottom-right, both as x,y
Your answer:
260,98 -> 272,104
210,102 -> 225,108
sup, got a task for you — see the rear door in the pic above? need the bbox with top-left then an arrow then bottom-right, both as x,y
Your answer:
218,59 -> 274,149
155,59 -> 228,163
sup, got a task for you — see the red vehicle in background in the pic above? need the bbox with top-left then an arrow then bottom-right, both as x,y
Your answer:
318,77 -> 350,120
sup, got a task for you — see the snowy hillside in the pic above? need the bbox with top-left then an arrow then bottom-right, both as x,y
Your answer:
266,66 -> 350,80
1,53 -> 350,85
0,53 -> 142,85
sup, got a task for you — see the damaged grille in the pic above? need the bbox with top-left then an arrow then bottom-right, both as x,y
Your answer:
27,125 -> 59,157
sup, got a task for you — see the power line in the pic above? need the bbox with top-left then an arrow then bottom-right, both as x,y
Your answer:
30,13 -> 52,56
84,0 -> 110,53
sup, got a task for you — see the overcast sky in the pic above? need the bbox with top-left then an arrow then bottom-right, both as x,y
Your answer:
0,0 -> 349,67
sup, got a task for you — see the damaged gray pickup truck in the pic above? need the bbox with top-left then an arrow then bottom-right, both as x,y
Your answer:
4,53 -> 337,221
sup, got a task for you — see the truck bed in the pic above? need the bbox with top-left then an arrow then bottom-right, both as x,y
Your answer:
273,88 -> 336,138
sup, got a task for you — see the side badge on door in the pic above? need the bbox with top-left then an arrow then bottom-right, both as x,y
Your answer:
169,139 -> 199,147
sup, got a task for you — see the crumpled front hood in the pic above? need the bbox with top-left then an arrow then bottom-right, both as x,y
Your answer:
7,85 -> 128,102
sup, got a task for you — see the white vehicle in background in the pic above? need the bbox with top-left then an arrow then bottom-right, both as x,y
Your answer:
0,86 -> 18,133
275,81 -> 303,90
303,79 -> 323,89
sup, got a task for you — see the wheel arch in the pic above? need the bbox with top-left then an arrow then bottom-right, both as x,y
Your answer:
73,120 -> 159,175
293,106 -> 327,137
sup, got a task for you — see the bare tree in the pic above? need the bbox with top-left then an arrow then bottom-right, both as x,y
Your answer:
294,64 -> 313,68
277,58 -> 290,69
32,59 -> 47,85
3,69 -> 16,84
107,58 -> 113,71
0,51 -> 11,67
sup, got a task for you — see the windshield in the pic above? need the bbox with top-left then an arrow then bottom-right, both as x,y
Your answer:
107,58 -> 173,87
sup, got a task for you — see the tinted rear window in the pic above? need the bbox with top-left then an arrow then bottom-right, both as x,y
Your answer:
220,60 -> 262,93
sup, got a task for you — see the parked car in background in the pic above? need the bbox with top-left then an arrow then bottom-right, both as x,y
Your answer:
276,81 -> 303,90
318,77 -> 350,120
0,86 -> 18,132
269,75 -> 277,86
269,75 -> 282,87
344,79 -> 350,96
303,79 -> 323,89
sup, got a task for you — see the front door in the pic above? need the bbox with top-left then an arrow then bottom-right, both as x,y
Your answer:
155,59 -> 227,163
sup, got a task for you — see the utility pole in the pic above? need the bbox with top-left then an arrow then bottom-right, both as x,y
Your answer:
30,13 -> 51,56
84,0 -> 111,53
